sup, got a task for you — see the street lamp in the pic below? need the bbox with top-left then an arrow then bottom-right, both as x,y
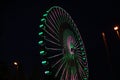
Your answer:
13,61 -> 19,70
114,26 -> 120,39
114,26 -> 119,31
12,61 -> 19,80
102,32 -> 108,52
101,32 -> 114,78
14,62 -> 18,66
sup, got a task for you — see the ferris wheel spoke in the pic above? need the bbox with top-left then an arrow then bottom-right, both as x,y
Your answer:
52,58 -> 63,68
79,71 -> 84,80
75,73 -> 78,80
76,49 -> 85,55
78,58 -> 85,69
64,11 -> 69,23
65,69 -> 68,80
50,11 -> 60,31
73,75 -> 75,80
58,8 -> 64,24
78,55 -> 84,67
77,54 -> 86,68
56,8 -> 62,26
45,47 -> 62,51
76,47 -> 84,50
75,35 -> 82,47
74,39 -> 80,48
48,52 -> 63,59
76,49 -> 82,52
76,45 -> 84,52
78,60 -> 86,76
45,22 -> 59,38
46,16 -> 58,32
76,49 -> 84,54
78,64 -> 85,80
53,9 -> 61,28
48,15 -> 59,34
73,39 -> 78,45
77,53 -> 82,58
62,13 -> 66,23
45,38 -> 61,46
67,15 -> 72,24
80,67 -> 86,79
60,64 -> 66,80
63,11 -> 67,20
75,44 -> 81,50
71,74 -> 73,80
74,40 -> 81,49
45,29 -> 59,42
55,61 -> 65,77
60,10 -> 66,23
76,51 -> 85,57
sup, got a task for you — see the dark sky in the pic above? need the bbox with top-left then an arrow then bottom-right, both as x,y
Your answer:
0,0 -> 120,80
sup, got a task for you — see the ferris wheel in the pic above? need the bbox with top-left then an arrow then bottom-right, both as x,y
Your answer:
38,6 -> 89,80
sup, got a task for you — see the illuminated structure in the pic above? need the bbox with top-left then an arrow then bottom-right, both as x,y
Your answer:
38,6 -> 89,80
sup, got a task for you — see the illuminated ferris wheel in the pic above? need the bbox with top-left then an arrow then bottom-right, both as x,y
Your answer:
38,6 -> 89,80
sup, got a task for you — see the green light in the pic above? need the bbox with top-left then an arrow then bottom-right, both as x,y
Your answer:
83,77 -> 87,80
41,18 -> 46,22
42,61 -> 47,65
80,47 -> 84,51
82,52 -> 85,55
43,14 -> 47,17
40,50 -> 45,55
39,24 -> 44,28
45,71 -> 50,75
80,42 -> 83,45
38,41 -> 43,45
82,57 -> 86,61
70,43 -> 74,49
38,32 -> 43,36
84,67 -> 88,71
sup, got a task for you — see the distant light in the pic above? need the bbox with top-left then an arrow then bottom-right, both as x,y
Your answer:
114,26 -> 119,31
114,26 -> 120,39
102,32 -> 105,36
14,62 -> 18,66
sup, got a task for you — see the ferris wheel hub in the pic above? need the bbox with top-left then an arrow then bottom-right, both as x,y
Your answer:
67,36 -> 75,55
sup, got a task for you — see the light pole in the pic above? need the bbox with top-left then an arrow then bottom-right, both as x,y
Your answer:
114,26 -> 120,39
102,32 -> 114,79
102,32 -> 110,60
13,61 -> 19,70
13,61 -> 19,80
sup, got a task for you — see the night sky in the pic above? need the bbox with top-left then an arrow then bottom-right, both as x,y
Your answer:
0,0 -> 120,80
